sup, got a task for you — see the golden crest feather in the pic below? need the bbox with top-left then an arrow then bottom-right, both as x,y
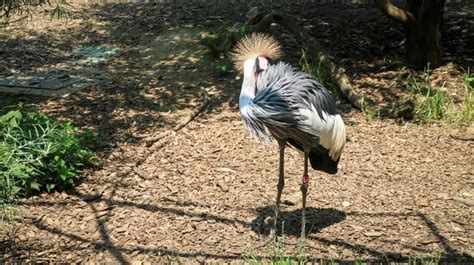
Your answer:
230,33 -> 282,71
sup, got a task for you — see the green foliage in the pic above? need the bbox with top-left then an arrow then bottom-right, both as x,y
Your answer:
464,73 -> 474,89
242,232 -> 308,265
144,101 -> 175,112
397,66 -> 473,125
412,84 -> 447,122
0,0 -> 69,21
360,98 -> 379,120
215,62 -> 233,76
200,21 -> 249,57
453,70 -> 474,125
300,49 -> 341,99
0,106 -> 97,210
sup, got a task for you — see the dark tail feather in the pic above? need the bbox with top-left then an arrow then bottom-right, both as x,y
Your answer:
287,139 -> 340,175
309,147 -> 339,175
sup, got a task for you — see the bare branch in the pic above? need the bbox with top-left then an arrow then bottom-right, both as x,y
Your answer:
373,0 -> 414,25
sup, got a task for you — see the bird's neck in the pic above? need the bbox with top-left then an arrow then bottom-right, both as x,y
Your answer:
239,74 -> 256,110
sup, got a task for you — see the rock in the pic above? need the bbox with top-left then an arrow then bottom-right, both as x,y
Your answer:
217,180 -> 229,192
214,167 -> 237,174
364,231 -> 383,237
418,199 -> 430,207
182,223 -> 196,234
421,235 -> 439,245
349,225 -> 364,232
454,197 -> 474,206
282,192 -> 301,205
341,249 -> 352,257
449,222 -> 465,233
342,201 -> 352,207
115,226 -> 128,233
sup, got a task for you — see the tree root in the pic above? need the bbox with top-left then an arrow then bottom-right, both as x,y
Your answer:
245,11 -> 414,119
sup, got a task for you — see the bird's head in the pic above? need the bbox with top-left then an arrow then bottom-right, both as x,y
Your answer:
243,56 -> 269,82
231,33 -> 282,76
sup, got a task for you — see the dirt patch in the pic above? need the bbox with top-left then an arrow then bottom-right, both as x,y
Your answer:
1,2 -> 473,263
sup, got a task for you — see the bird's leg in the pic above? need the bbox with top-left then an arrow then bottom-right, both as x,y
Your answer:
300,152 -> 310,240
271,140 -> 286,240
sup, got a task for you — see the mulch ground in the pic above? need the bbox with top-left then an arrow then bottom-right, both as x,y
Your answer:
1,1 -> 473,263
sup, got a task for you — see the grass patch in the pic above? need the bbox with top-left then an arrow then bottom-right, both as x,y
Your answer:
452,69 -> 474,125
396,66 -> 473,125
0,104 -> 98,221
242,230 -> 308,265
243,244 -> 443,265
300,49 -> 342,99
361,98 -> 379,120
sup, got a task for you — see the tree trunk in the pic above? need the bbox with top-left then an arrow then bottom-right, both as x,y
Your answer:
404,0 -> 445,69
374,0 -> 446,69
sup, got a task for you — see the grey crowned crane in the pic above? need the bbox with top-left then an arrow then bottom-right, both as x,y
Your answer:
231,33 -> 346,239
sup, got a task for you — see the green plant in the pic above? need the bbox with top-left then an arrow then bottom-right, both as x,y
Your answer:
400,68 -> 445,122
0,0 -> 70,21
145,101 -> 175,112
360,98 -> 379,120
407,250 -> 443,265
452,68 -> 474,125
395,66 -> 473,125
414,87 -> 446,121
201,21 -> 248,57
242,228 -> 308,265
0,106 -> 97,212
464,72 -> 474,90
215,62 -> 232,76
300,49 -> 341,99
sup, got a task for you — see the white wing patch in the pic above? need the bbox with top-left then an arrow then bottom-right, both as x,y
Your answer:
299,104 -> 346,160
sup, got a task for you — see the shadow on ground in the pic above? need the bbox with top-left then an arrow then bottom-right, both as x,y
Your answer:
1,1 -> 473,264
5,191 -> 473,263
250,205 -> 346,237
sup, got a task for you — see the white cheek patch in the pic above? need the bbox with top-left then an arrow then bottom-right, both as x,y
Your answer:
258,56 -> 269,70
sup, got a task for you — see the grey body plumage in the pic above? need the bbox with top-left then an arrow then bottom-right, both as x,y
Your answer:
240,61 -> 342,174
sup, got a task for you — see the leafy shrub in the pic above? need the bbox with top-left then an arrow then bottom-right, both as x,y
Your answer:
0,106 -> 97,208
0,0 -> 69,21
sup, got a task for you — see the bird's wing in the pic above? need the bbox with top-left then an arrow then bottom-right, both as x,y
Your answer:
291,70 -> 346,160
298,106 -> 346,160
255,62 -> 346,160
